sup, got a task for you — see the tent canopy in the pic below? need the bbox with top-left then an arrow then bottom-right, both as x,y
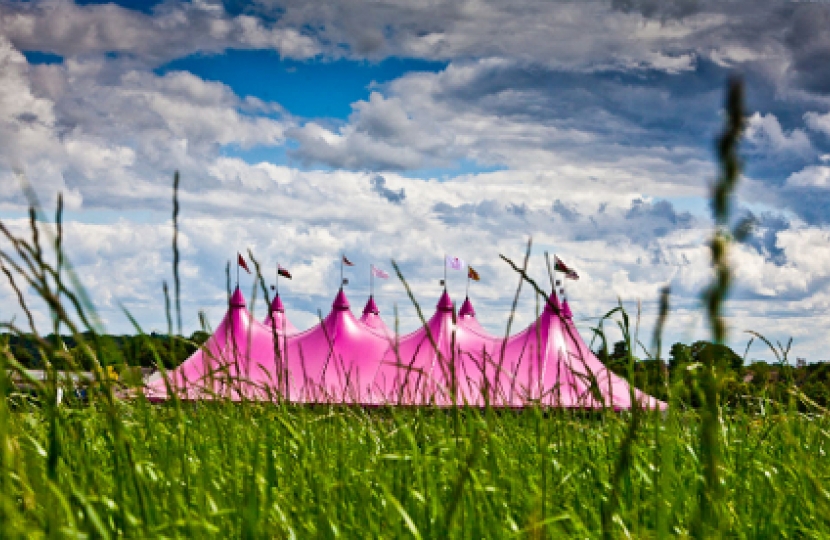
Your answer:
146,285 -> 665,410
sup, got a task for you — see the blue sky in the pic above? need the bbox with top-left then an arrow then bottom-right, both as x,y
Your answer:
157,52 -> 447,119
3,0 -> 830,362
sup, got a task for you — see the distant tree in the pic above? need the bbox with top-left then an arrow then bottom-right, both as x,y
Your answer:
669,342 -> 692,369
612,340 -> 628,360
691,341 -> 743,371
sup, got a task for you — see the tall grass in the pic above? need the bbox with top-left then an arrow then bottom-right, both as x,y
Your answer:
1,80 -> 829,538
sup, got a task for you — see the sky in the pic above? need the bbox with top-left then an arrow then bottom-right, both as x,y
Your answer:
2,0 -> 830,363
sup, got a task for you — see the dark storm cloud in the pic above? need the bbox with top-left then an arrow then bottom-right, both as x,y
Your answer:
785,6 -> 830,95
611,0 -> 702,20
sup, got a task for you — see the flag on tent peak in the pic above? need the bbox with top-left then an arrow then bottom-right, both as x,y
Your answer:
371,265 -> 389,279
554,256 -> 579,280
278,265 -> 292,279
468,266 -> 480,281
238,253 -> 251,274
445,255 -> 465,270
342,255 -> 355,266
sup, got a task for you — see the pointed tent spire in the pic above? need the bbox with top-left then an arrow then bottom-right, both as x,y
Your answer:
436,288 -> 454,312
265,292 -> 298,334
333,287 -> 351,311
360,294 -> 389,334
545,290 -> 562,313
230,286 -> 246,308
270,293 -> 285,313
362,295 -> 379,315
458,295 -> 476,318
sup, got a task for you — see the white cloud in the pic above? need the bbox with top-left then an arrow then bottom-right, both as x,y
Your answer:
0,1 -> 320,64
3,1 -> 830,364
745,112 -> 813,157
805,111 -> 830,137
786,165 -> 830,188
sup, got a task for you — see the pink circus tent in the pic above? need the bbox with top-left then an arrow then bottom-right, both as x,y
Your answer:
145,285 -> 665,410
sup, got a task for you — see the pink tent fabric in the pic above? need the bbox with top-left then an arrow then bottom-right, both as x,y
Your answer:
453,295 -> 663,409
145,285 -> 665,410
279,289 -> 389,404
144,287 -> 283,402
371,290 -> 509,406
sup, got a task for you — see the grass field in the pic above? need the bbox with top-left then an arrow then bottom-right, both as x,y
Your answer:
0,398 -> 828,538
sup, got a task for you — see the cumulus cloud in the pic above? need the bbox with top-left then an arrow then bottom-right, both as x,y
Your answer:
805,111 -> 830,137
4,1 -> 830,361
745,112 -> 813,158
0,1 -> 320,65
786,165 -> 830,188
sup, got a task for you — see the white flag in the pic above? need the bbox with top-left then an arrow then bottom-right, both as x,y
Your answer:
445,255 -> 466,271
371,265 -> 389,279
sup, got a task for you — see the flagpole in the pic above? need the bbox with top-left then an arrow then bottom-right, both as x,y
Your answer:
370,265 -> 374,297
340,255 -> 344,289
236,252 -> 240,289
275,262 -> 279,297
466,274 -> 470,298
443,253 -> 447,290
553,253 -> 565,301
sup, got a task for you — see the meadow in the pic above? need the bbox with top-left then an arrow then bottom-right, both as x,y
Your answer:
0,398 -> 827,538
2,80 -> 829,538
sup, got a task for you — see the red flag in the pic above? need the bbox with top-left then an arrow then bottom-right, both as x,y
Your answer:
342,255 -> 355,266
238,253 -> 251,274
278,265 -> 292,279
554,256 -> 579,280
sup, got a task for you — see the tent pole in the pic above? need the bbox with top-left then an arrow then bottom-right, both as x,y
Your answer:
551,252 -> 556,299
443,253 -> 447,290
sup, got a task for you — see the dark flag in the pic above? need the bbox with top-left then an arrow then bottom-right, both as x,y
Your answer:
278,265 -> 292,279
238,253 -> 252,274
554,256 -> 579,280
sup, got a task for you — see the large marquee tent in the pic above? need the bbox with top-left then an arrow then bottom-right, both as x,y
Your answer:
145,286 -> 665,410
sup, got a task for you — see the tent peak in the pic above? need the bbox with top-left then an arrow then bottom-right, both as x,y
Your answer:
333,288 -> 351,311
270,293 -> 285,313
545,291 -> 561,313
229,286 -> 246,308
459,296 -> 475,318
437,289 -> 454,312
363,295 -> 379,315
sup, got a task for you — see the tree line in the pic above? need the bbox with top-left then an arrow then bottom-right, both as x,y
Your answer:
4,331 -> 829,409
596,339 -> 830,409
